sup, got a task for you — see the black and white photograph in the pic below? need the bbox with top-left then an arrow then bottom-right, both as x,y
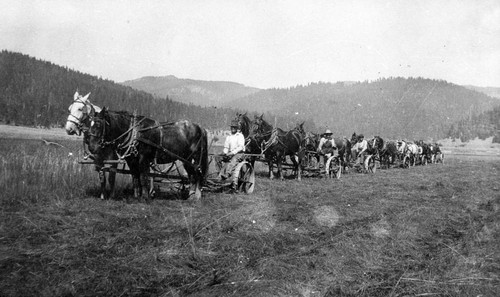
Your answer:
1,0 -> 499,296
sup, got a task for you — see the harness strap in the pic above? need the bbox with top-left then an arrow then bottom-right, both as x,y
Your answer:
135,136 -> 201,172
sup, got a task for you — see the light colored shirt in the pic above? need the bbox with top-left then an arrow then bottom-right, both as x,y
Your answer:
318,137 -> 336,151
223,132 -> 245,155
357,139 -> 368,153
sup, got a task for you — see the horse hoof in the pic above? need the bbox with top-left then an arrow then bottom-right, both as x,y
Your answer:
188,191 -> 201,201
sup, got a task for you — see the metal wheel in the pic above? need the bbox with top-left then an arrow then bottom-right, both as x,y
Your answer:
232,161 -> 255,194
301,152 -> 318,170
402,156 -> 410,168
364,155 -> 377,173
326,156 -> 342,179
435,153 -> 444,164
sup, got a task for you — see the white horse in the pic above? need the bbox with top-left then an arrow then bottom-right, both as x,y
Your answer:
65,91 -> 117,199
406,142 -> 420,166
397,140 -> 418,167
65,91 -> 101,136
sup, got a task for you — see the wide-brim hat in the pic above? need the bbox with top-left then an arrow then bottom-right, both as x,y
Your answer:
324,129 -> 332,135
358,134 -> 364,138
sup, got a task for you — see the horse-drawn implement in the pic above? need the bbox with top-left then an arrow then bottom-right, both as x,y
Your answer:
67,93 -> 256,201
301,150 -> 343,178
236,112 -> 345,180
79,152 -> 257,198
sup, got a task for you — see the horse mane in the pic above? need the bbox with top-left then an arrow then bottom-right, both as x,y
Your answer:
259,118 -> 273,131
376,136 -> 384,150
235,112 -> 252,138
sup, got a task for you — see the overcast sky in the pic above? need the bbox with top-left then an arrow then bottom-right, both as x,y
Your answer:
2,0 -> 499,89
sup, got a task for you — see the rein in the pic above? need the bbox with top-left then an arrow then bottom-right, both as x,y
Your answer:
262,127 -> 304,154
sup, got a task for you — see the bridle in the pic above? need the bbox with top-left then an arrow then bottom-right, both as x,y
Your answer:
67,98 -> 93,134
88,115 -> 108,148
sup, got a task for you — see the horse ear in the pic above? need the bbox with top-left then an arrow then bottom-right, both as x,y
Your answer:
74,91 -> 79,100
82,92 -> 91,102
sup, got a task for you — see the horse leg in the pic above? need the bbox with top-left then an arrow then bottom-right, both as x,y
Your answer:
277,152 -> 284,181
108,165 -> 117,200
132,172 -> 142,201
292,155 -> 301,181
268,158 -> 275,180
187,172 -> 202,200
98,167 -> 107,200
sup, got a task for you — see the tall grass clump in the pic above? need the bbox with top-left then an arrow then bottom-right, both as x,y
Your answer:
0,139 -> 96,207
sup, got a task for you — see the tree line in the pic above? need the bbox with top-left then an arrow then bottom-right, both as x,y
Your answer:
0,50 -> 315,132
447,105 -> 500,143
232,77 -> 500,141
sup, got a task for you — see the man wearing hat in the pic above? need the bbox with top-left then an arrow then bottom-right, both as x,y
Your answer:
317,129 -> 337,171
355,134 -> 368,165
218,120 -> 245,182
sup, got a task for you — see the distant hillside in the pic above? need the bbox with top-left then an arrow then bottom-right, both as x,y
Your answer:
0,51 -> 310,131
227,78 -> 500,140
463,85 -> 500,99
447,105 -> 500,143
121,75 -> 260,107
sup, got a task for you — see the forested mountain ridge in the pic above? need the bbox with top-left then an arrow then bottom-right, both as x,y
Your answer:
2,50 -> 498,141
464,85 -> 500,99
226,78 -> 500,140
447,105 -> 500,143
0,51 -> 314,131
121,75 -> 260,107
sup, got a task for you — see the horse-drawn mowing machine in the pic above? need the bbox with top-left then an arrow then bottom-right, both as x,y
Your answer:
79,151 -> 257,199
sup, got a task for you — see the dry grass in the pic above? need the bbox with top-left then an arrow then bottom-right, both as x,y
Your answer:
1,138 -> 499,296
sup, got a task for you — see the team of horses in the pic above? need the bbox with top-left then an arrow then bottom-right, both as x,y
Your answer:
66,91 -> 443,201
66,91 -> 208,201
235,112 -> 443,177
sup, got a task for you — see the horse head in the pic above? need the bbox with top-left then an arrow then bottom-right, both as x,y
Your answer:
294,122 -> 306,136
252,114 -> 272,135
65,91 -> 100,135
304,131 -> 319,151
371,136 -> 384,151
235,112 -> 252,138
87,107 -> 109,153
350,132 -> 358,144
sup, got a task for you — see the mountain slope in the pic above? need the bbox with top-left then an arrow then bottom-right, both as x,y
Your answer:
463,85 -> 500,99
0,50 -> 310,131
121,75 -> 260,106
227,78 -> 500,140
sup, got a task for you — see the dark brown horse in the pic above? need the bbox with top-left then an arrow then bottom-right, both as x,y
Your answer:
379,139 -> 399,168
367,136 -> 384,156
88,108 -> 208,201
415,140 -> 433,165
252,114 -> 306,180
234,112 -> 252,139
234,112 -> 260,154
331,135 -> 352,172
302,131 -> 321,168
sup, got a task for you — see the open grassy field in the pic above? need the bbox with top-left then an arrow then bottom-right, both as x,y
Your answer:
1,132 -> 499,296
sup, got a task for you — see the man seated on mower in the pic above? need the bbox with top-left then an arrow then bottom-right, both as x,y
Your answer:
317,129 -> 337,172
355,134 -> 368,166
218,120 -> 245,181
